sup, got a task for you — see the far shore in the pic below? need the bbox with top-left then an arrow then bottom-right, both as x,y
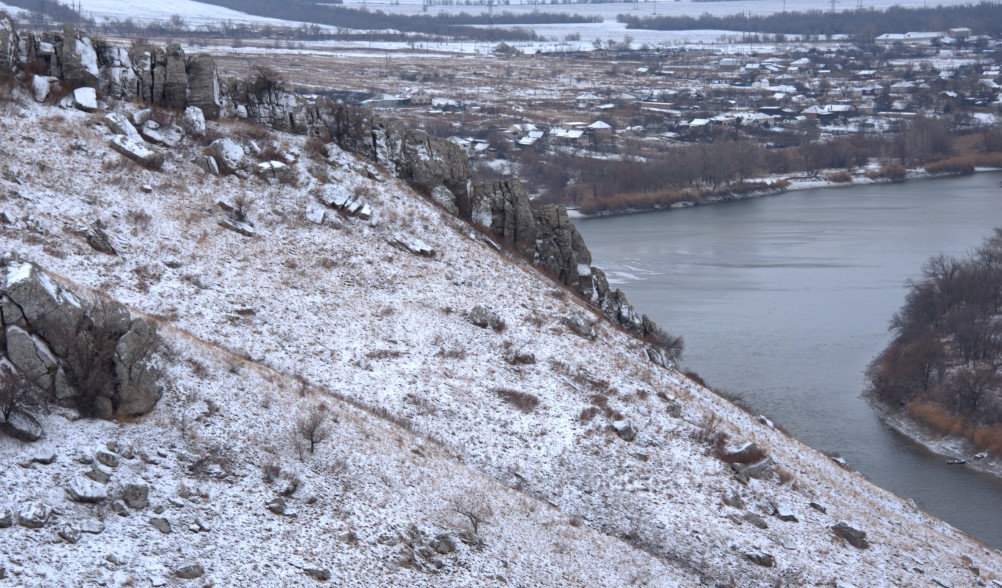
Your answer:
868,397 -> 1002,482
567,166 -> 1002,220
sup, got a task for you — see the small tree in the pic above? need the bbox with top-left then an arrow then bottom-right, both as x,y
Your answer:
249,65 -> 284,100
294,405 -> 333,455
450,493 -> 492,537
0,365 -> 41,423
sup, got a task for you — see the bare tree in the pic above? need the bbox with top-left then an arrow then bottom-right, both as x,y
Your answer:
249,65 -> 284,100
450,493 -> 492,537
0,365 -> 41,423
294,405 -> 333,455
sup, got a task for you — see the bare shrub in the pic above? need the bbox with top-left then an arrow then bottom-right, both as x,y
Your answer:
261,461 -> 282,484
294,405 -> 334,455
826,170 -> 853,183
644,326 -> 684,362
0,366 -> 42,424
450,493 -> 492,538
230,193 -> 255,223
494,388 -> 540,413
61,301 -> 130,418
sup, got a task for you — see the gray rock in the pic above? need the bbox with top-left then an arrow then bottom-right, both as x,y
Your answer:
0,508 -> 11,528
305,203 -> 326,225
2,410 -> 43,442
16,501 -> 51,528
111,499 -> 129,517
371,117 -> 470,210
255,160 -> 293,181
771,502 -> 798,522
123,482 -> 149,509
430,533 -> 456,555
809,501 -> 827,514
0,12 -> 17,73
266,497 -> 286,515
389,233 -> 434,257
209,138 -> 245,175
149,517 -> 171,534
82,221 -> 117,255
185,55 -> 220,119
534,204 -> 591,292
103,112 -> 143,143
732,457 -> 776,482
161,43 -> 188,109
430,185 -> 459,215
182,106 -> 207,136
5,325 -> 58,391
744,551 -> 775,567
59,24 -> 99,89
304,567 -> 331,581
174,563 -> 204,580
612,419 -> 637,442
94,448 -> 119,468
140,122 -> 181,148
832,522 -> 869,549
109,135 -> 164,170
219,218 -> 255,237
67,475 -> 108,503
563,311 -> 596,339
113,318 -> 163,417
742,512 -> 768,529
472,180 -> 536,259
80,520 -> 104,534
72,87 -> 98,112
57,523 -> 81,543
469,305 -> 503,331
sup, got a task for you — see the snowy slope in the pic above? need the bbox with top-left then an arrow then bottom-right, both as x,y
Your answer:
0,98 -> 1000,586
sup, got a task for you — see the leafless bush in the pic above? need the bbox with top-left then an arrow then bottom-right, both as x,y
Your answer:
0,365 -> 42,424
61,301 -> 130,418
645,326 -> 684,362
294,405 -> 334,456
231,193 -> 256,223
261,461 -> 282,484
249,65 -> 285,99
450,493 -> 492,537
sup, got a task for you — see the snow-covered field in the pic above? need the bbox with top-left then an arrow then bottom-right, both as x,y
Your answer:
0,0 -> 322,27
0,93 -> 1000,585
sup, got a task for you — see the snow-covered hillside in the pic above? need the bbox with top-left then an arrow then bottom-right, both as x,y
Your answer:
0,95 -> 1000,586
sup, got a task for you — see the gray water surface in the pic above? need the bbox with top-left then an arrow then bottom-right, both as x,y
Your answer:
576,172 -> 1002,549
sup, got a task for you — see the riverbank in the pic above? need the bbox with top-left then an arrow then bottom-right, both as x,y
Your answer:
566,166 -> 1002,219
868,396 -> 1002,481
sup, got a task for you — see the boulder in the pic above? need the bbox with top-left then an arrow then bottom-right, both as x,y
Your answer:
140,122 -> 181,148
266,497 -> 286,515
732,457 -> 776,482
0,508 -> 11,528
563,311 -> 596,340
57,523 -> 81,543
123,481 -> 149,509
744,551 -> 775,567
174,563 -> 204,580
94,448 -> 120,468
469,305 -> 503,331
612,419 -> 637,442
182,106 -> 207,136
832,522 -> 869,549
304,568 -> 331,581
535,205 -> 591,292
771,502 -> 798,522
72,87 -> 98,112
112,499 -> 129,517
84,464 -> 111,483
209,138 -> 245,174
80,520 -> 105,535
219,218 -> 255,237
16,501 -> 51,529
81,221 -> 117,255
5,325 -> 58,391
31,75 -> 53,102
109,135 -> 165,170
96,44 -> 134,100
103,112 -> 144,143
67,475 -> 108,503
255,160 -> 293,181
2,409 -> 43,442
113,318 -> 163,416
318,185 -> 352,209
149,517 -> 172,534
389,233 -> 434,257
430,185 -> 459,216
305,203 -> 326,225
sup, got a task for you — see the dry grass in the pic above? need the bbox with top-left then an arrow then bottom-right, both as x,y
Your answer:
907,400 -> 1002,454
494,388 -> 540,413
826,170 -> 853,183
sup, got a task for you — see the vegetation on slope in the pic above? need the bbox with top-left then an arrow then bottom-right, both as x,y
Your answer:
868,228 -> 1002,454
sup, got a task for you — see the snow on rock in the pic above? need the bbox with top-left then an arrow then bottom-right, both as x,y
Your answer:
109,134 -> 164,170
72,87 -> 97,112
103,111 -> 143,143
209,138 -> 245,174
182,106 -> 206,136
0,100 -> 1000,587
66,475 -> 107,503
389,232 -> 434,256
16,502 -> 51,529
31,75 -> 52,102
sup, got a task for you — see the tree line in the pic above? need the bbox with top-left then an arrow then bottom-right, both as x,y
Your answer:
618,3 -> 1002,38
868,230 -> 1002,452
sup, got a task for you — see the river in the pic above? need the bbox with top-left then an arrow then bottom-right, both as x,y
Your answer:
576,172 -> 1002,550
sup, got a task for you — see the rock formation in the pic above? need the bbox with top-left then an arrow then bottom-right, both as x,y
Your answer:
0,259 -> 163,419
0,12 -> 16,72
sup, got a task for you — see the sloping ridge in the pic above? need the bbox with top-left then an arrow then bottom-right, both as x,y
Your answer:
0,98 -> 999,586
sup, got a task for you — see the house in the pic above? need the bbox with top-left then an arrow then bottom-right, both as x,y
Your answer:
405,89 -> 432,107
587,121 -> 613,136
948,27 -> 972,40
889,81 -> 916,95
361,94 -> 403,109
506,123 -> 539,140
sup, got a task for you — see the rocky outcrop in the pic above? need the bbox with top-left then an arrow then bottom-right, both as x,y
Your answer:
226,77 -> 317,133
96,44 -> 135,100
0,12 -> 17,73
110,135 -> 164,170
534,204 -> 591,291
472,181 -> 536,259
162,43 -> 187,109
57,24 -> 99,89
1,259 -> 163,419
186,55 -> 221,119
